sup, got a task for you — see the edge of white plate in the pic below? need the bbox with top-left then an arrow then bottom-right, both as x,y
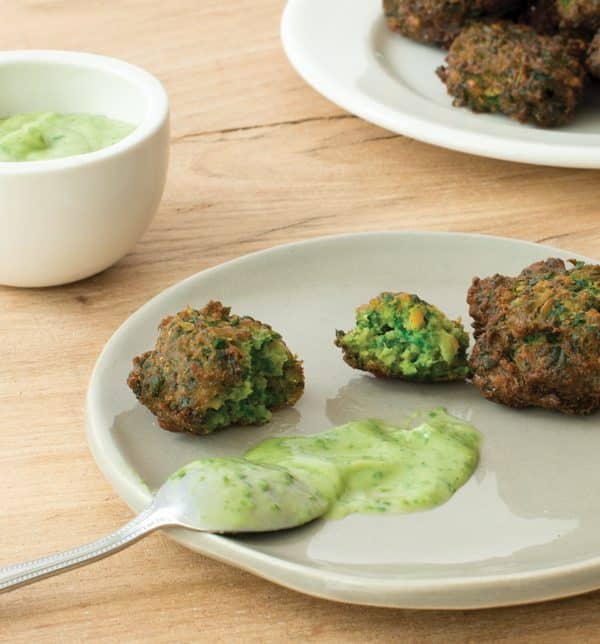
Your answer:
280,0 -> 600,169
86,231 -> 600,609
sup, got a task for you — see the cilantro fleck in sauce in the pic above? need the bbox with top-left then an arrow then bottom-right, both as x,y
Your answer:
164,409 -> 481,532
0,112 -> 135,162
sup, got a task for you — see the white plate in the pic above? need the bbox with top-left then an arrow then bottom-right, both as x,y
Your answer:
87,232 -> 600,609
281,0 -> 600,168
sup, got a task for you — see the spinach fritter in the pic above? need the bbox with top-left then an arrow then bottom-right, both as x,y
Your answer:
468,258 -> 600,414
525,0 -> 600,34
335,292 -> 470,382
436,21 -> 587,126
555,0 -> 600,32
383,0 -> 521,47
525,0 -> 561,34
127,301 -> 304,435
588,30 -> 600,77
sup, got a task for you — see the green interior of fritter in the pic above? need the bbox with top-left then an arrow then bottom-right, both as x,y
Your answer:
197,332 -> 299,432
128,302 -> 304,435
336,293 -> 470,381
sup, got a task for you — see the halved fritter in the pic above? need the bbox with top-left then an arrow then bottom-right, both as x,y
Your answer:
335,292 -> 470,382
127,301 -> 304,435
468,258 -> 600,414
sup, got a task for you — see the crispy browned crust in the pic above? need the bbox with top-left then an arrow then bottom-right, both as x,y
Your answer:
468,258 -> 600,414
437,21 -> 587,127
555,0 -> 600,32
588,30 -> 600,77
383,0 -> 522,47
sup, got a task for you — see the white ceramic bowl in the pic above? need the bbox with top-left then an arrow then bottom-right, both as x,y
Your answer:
0,50 -> 169,288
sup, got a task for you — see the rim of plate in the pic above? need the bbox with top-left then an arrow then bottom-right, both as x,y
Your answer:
86,231 -> 600,609
280,0 -> 600,169
0,50 -> 168,175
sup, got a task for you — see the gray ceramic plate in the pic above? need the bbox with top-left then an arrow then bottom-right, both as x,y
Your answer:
86,232 -> 600,609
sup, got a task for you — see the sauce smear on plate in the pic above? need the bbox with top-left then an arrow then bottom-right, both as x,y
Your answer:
168,408 -> 481,530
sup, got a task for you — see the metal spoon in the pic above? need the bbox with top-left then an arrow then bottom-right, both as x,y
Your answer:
0,458 -> 328,594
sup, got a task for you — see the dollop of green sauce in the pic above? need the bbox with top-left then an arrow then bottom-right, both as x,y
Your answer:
245,408 -> 480,519
166,409 -> 481,532
0,112 -> 135,161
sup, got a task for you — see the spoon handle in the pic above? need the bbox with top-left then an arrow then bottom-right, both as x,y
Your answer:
0,505 -> 171,594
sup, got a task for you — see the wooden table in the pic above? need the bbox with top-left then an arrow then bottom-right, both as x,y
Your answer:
2,1 -> 600,641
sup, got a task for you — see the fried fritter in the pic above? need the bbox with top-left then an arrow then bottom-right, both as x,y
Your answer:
525,0 -> 600,34
127,301 -> 304,435
437,22 -> 587,126
588,30 -> 600,77
555,0 -> 600,32
468,258 -> 600,414
383,0 -> 522,47
335,292 -> 470,382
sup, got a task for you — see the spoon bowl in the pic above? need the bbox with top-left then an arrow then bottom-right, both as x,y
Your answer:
158,458 -> 328,533
0,459 -> 326,594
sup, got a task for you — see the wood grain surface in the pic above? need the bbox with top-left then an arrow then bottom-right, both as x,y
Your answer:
2,1 -> 600,641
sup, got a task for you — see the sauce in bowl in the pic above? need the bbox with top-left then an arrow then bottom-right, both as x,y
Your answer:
0,112 -> 134,161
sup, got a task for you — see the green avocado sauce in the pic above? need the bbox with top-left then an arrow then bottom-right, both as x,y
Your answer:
165,408 -> 480,532
0,112 -> 135,161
